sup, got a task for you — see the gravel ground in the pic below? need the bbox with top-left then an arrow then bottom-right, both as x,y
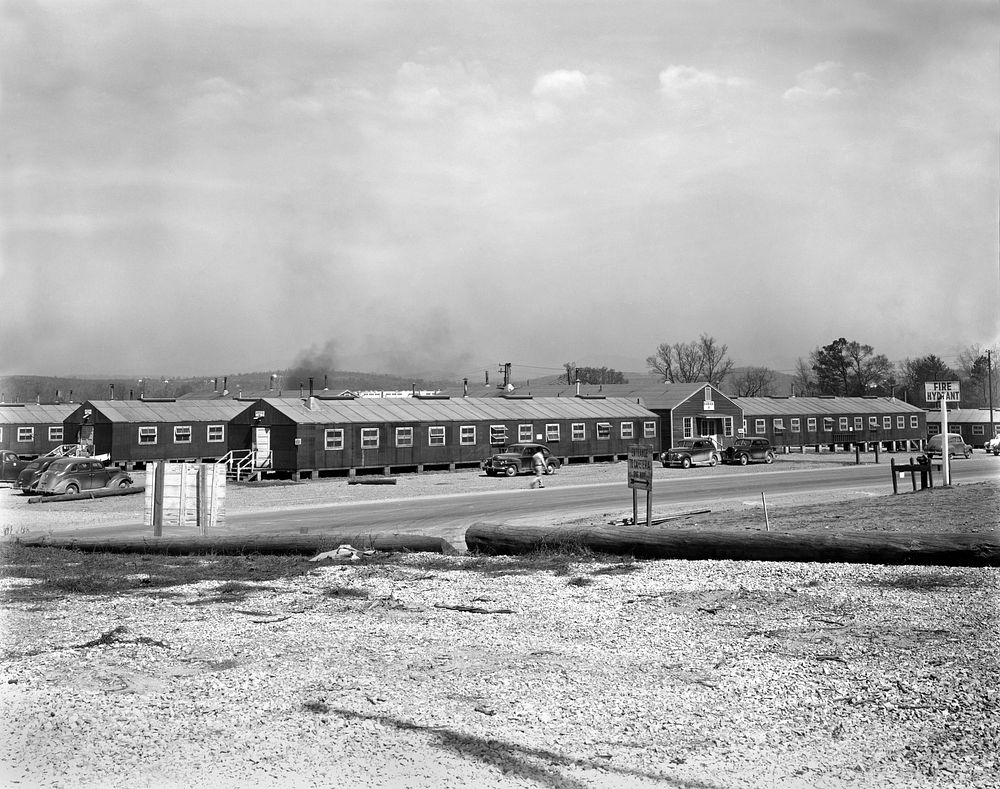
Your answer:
0,455 -> 997,788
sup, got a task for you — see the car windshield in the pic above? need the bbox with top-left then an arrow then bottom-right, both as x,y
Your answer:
733,439 -> 752,447
674,441 -> 695,449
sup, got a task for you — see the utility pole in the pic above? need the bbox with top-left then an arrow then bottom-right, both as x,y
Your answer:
988,349 -> 995,440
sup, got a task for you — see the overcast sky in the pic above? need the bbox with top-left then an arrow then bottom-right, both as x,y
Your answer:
2,0 -> 997,380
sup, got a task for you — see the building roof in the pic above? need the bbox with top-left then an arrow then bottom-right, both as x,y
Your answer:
250,396 -> 658,425
926,409 -> 999,423
436,381 -> 733,411
734,396 -> 926,417
75,400 -> 247,422
0,403 -> 77,424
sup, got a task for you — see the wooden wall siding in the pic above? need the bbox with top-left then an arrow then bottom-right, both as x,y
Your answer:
744,412 -> 927,446
269,416 -> 647,473
0,422 -> 70,456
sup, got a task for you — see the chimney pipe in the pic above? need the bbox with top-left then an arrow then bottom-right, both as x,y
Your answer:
109,383 -> 115,400
463,378 -> 468,397
309,377 -> 314,397
324,374 -> 328,391
576,378 -> 581,396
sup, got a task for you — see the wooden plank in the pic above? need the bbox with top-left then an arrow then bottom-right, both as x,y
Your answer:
464,522 -> 1000,567
16,532 -> 455,556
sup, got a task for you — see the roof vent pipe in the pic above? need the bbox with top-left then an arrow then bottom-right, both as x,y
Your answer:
575,378 -> 581,396
324,374 -> 328,391
309,377 -> 314,397
463,378 -> 468,397
109,383 -> 114,400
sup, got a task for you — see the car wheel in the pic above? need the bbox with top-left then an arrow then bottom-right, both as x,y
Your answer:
545,462 -> 557,475
65,483 -> 80,495
118,479 -> 131,489
739,454 -> 749,466
764,452 -> 774,464
680,456 -> 691,469
709,454 -> 718,467
504,465 -> 518,477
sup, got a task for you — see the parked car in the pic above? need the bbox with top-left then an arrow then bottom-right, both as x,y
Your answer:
661,438 -> 720,468
925,433 -> 971,459
1,450 -> 26,482
16,456 -> 62,495
35,457 -> 133,496
985,435 -> 1000,456
482,443 -> 560,477
723,437 -> 775,465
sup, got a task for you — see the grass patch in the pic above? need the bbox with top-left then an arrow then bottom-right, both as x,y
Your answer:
0,545 -> 314,601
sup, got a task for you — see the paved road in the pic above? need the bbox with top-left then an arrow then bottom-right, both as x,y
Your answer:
226,456 -> 999,546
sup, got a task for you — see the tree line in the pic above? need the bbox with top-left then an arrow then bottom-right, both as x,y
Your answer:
638,334 -> 998,409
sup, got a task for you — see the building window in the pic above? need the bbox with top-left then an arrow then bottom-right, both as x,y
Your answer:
790,418 -> 800,433
48,426 -> 63,442
428,426 -> 446,446
207,424 -> 225,443
952,425 -> 963,434
741,419 -> 747,434
620,422 -> 634,439
897,416 -> 905,430
683,417 -> 694,438
927,424 -> 941,435
883,416 -> 892,430
490,425 -> 507,445
325,429 -> 344,450
774,418 -> 785,431
460,425 -> 476,445
17,427 -> 34,442
173,425 -> 192,443
823,417 -> 834,432
869,416 -> 879,429
518,424 -> 533,442
755,419 -> 766,435
138,426 -> 157,445
839,417 -> 849,431
807,417 -> 817,432
643,421 -> 656,438
546,423 -> 560,442
853,417 -> 863,431
361,428 -> 379,449
972,424 -> 985,435
395,427 -> 413,448
0,428 -> 3,442
597,423 -> 611,440
910,415 -> 919,429
572,423 -> 585,441
723,417 -> 733,437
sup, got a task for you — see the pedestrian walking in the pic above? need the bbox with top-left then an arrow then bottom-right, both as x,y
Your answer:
531,448 -> 546,488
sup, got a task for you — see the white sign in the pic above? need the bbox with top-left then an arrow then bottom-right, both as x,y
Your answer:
627,444 -> 652,491
924,381 -> 961,403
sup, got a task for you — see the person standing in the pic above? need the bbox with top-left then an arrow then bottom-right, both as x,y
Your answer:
531,448 -> 546,488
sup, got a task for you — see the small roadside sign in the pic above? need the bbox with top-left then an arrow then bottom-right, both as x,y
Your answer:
627,444 -> 652,491
924,381 -> 961,403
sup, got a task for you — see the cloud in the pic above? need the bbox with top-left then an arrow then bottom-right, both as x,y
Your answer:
783,61 -> 874,101
532,69 -> 591,100
658,65 -> 745,95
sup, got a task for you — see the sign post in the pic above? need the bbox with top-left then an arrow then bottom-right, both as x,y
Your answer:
627,444 -> 653,527
925,380 -> 960,487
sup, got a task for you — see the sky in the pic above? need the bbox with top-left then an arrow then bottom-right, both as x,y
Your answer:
2,0 -> 998,381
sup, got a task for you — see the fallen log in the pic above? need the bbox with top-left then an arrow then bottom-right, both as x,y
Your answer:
464,522 -> 1000,567
29,485 -> 146,504
14,531 -> 455,556
348,478 -> 398,485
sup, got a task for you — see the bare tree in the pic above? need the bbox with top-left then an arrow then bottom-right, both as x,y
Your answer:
646,335 -> 735,384
732,367 -> 776,397
792,357 -> 817,396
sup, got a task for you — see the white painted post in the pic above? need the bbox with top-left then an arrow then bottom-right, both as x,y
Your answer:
941,397 -> 950,486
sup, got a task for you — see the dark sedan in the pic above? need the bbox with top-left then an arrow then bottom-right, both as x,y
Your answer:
16,456 -> 61,494
482,443 -> 560,477
723,437 -> 775,465
1,450 -> 26,482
